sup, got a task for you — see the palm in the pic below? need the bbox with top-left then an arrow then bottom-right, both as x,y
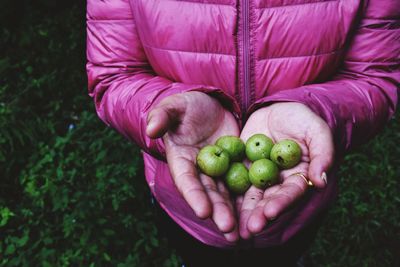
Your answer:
147,92 -> 240,242
164,91 -> 238,155
238,103 -> 334,238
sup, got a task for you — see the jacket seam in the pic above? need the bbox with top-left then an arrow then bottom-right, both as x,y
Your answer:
87,19 -> 133,23
258,48 -> 343,61
256,0 -> 338,10
143,43 -> 235,56
344,58 -> 400,64
166,0 -> 234,6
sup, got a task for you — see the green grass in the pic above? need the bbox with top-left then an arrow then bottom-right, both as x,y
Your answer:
0,1 -> 398,266
308,115 -> 400,266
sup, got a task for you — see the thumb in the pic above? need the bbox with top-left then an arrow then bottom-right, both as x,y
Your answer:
307,125 -> 335,188
146,95 -> 186,139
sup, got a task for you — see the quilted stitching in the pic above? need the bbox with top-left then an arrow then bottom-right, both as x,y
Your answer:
165,0 -> 234,6
143,43 -> 236,56
256,0 -> 338,10
258,47 -> 343,61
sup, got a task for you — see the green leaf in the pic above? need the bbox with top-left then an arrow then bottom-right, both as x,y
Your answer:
16,232 -> 29,247
0,207 -> 15,227
150,237 -> 159,247
5,244 -> 15,255
103,253 -> 111,262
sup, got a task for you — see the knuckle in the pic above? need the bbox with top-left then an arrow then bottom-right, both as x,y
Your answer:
203,183 -> 218,193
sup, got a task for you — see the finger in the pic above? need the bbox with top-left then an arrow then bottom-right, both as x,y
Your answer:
224,224 -> 240,243
279,161 -> 309,181
236,196 -> 244,213
146,107 -> 172,138
263,174 -> 308,219
216,179 -> 233,204
239,186 -> 264,239
216,181 -> 239,242
200,175 -> 235,233
307,124 -> 334,188
167,153 -> 212,219
262,184 -> 282,197
246,183 -> 287,234
146,96 -> 185,138
247,201 -> 268,234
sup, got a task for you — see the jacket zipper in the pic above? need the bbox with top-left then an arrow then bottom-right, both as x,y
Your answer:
241,0 -> 251,119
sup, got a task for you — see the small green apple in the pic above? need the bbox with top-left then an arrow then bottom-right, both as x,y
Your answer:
248,159 -> 279,189
215,136 -> 245,162
224,162 -> 251,195
245,134 -> 274,162
270,139 -> 302,169
196,145 -> 230,177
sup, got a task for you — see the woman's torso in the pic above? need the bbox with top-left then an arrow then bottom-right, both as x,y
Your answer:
133,0 -> 362,248
132,0 -> 361,112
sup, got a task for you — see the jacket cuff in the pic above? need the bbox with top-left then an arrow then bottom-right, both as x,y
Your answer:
248,88 -> 343,154
249,89 -> 336,127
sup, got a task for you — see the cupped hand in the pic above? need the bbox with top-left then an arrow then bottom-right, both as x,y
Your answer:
237,102 -> 334,239
146,91 -> 239,242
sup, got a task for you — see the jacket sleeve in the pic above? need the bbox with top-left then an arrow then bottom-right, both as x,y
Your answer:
86,0 -> 238,159
252,1 -> 399,153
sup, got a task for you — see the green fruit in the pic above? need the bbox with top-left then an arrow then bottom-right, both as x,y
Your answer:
270,139 -> 302,169
248,159 -> 279,189
196,145 -> 230,177
215,136 -> 245,162
224,163 -> 251,195
245,134 -> 274,162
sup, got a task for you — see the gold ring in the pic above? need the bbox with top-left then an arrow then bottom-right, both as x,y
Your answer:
292,172 -> 314,187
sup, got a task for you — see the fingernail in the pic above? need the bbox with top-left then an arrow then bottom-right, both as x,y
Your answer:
321,172 -> 328,185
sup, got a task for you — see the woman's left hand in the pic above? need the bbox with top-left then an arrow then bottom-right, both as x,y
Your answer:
237,102 -> 335,239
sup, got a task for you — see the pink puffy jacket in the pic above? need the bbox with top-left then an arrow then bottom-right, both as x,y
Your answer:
86,0 -> 399,248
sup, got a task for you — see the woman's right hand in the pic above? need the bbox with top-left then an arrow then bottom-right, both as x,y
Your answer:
146,91 -> 239,242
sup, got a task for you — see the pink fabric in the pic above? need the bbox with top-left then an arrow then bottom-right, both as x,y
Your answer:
86,0 -> 400,248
